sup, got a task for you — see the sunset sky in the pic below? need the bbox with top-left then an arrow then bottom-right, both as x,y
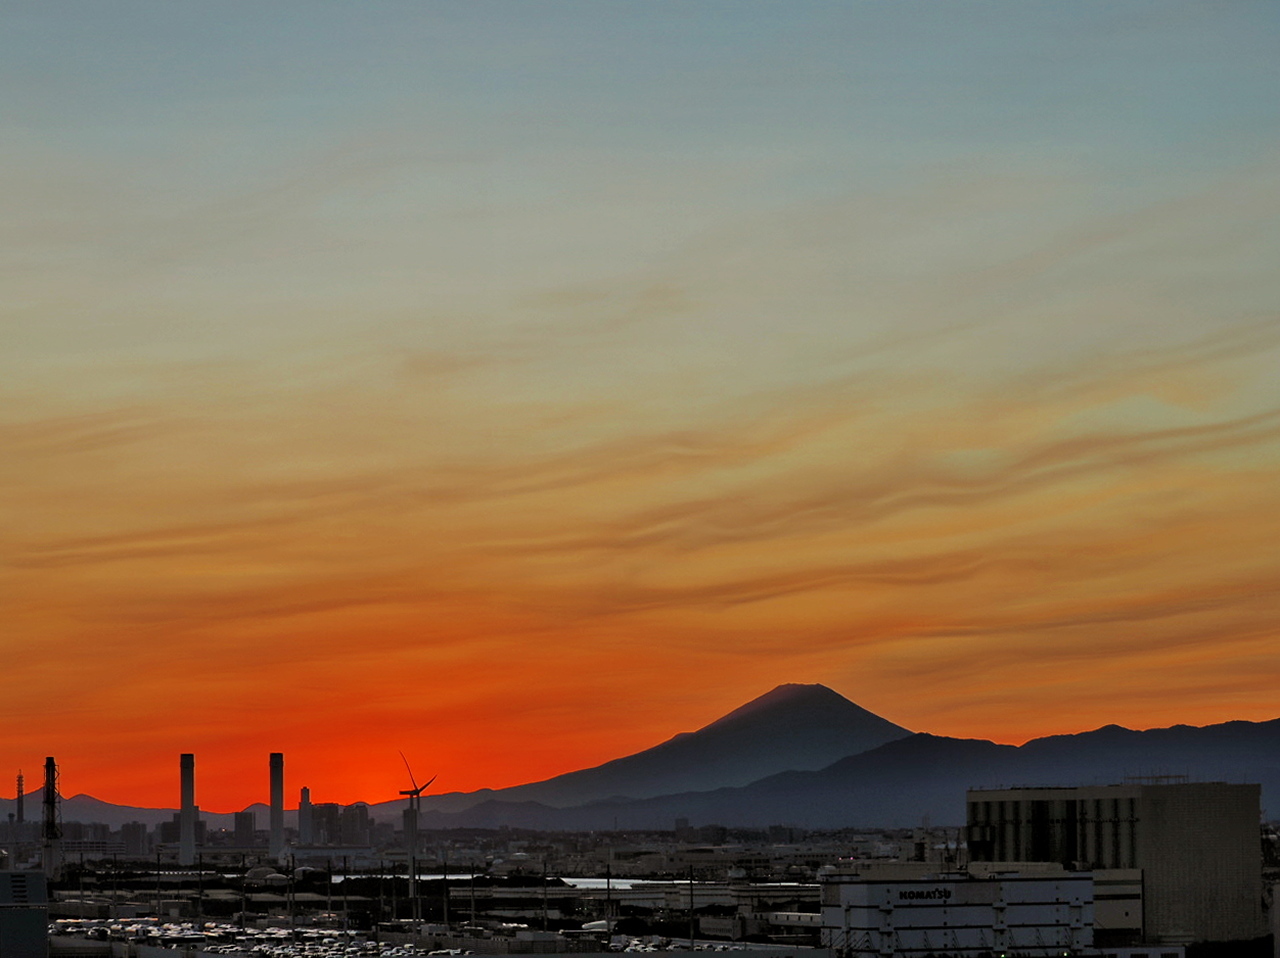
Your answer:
4,2 -> 1280,812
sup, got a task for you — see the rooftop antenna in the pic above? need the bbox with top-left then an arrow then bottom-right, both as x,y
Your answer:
398,752 -> 436,925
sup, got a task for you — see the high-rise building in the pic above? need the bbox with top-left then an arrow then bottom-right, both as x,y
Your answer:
967,781 -> 1264,946
121,821 -> 149,857
234,810 -> 256,847
158,812 -> 205,848
312,803 -> 342,845
341,804 -> 370,846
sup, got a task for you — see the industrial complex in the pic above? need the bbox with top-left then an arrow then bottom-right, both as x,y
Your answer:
2,755 -> 1278,958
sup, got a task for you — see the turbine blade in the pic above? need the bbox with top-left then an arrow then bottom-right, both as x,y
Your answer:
398,750 -> 419,792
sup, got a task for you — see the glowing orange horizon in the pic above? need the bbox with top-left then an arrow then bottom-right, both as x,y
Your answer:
4,7 -> 1279,818
8,326 -> 1280,813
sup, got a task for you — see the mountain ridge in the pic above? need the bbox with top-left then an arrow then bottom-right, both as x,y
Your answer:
389,683 -> 911,814
410,718 -> 1280,831
8,688 -> 1278,830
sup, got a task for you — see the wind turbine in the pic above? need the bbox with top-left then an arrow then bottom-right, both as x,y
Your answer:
398,752 -> 436,925
399,751 -> 437,816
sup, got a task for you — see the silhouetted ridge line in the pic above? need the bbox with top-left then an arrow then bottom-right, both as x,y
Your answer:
21,698 -> 1278,833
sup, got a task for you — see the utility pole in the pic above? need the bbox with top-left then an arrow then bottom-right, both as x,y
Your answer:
441,850 -> 449,927
376,860 -> 384,942
288,855 -> 297,944
409,850 -> 418,923
605,861 -> 613,935
342,855 -> 349,933
239,854 -> 248,930
688,865 -> 696,947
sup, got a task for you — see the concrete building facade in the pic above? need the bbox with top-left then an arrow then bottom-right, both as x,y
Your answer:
233,810 -> 256,847
967,781 -> 1264,946
0,871 -> 48,958
821,868 -> 1093,957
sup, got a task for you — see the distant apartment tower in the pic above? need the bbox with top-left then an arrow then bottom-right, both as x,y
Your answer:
312,803 -> 342,845
159,812 -> 205,847
121,821 -> 149,857
233,810 -> 256,847
341,804 -> 370,846
966,781 -> 1264,946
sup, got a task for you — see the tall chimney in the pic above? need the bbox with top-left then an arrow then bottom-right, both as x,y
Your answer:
41,756 -> 62,879
179,754 -> 196,866
298,787 -> 313,845
15,771 -> 23,824
268,753 -> 284,860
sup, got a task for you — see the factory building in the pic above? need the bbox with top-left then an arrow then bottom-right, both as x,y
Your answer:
0,871 -> 48,958
821,863 -> 1094,957
966,781 -> 1265,947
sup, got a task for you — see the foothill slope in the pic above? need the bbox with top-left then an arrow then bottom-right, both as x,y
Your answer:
20,686 -> 1280,832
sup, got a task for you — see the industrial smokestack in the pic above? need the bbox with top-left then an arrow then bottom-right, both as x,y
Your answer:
298,787 -> 313,845
179,753 -> 196,866
268,753 -> 284,860
41,756 -> 61,879
15,771 -> 23,825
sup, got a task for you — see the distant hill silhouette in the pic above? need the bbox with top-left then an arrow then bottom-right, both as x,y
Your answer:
12,691 -> 1279,833
371,684 -> 911,817
0,795 -> 302,831
412,718 -> 1280,831
477,683 -> 905,804
4,684 -> 907,827
42,796 -> 237,830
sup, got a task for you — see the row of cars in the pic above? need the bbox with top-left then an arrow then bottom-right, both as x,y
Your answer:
49,918 -> 445,958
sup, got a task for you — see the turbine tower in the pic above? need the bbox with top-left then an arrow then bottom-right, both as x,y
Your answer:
399,753 -> 436,924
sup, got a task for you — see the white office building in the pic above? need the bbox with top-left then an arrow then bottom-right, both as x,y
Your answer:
821,866 -> 1093,957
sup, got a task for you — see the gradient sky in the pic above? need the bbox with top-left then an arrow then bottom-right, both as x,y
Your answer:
4,2 -> 1279,812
